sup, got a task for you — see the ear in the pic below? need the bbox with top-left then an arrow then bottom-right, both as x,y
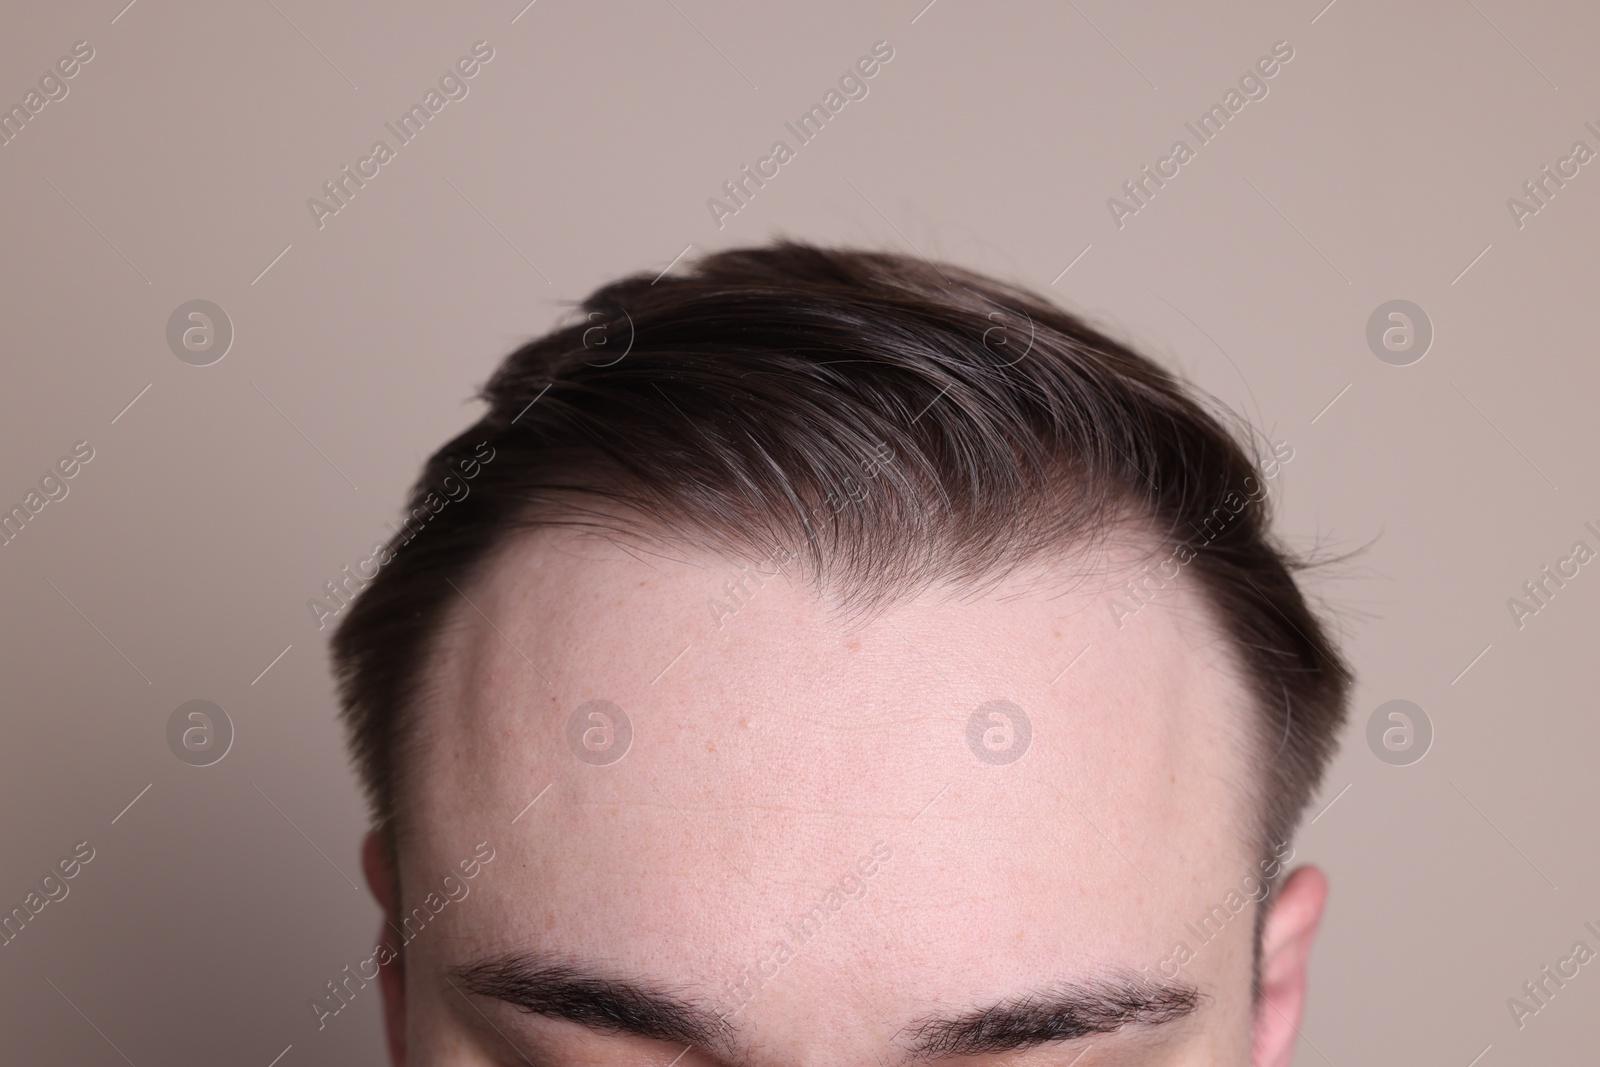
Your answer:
1251,864 -> 1327,1067
362,829 -> 407,1066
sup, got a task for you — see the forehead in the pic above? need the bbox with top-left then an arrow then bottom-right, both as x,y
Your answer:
405,527 -> 1259,1030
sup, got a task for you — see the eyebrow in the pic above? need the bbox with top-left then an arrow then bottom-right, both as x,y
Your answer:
450,955 -> 1199,1063
897,977 -> 1202,1059
449,953 -> 737,1053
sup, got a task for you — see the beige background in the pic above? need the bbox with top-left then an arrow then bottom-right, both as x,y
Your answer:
2,0 -> 1597,1063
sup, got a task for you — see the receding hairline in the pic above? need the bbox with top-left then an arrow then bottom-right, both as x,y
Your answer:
387,502 -> 1263,864
331,239 -> 1351,917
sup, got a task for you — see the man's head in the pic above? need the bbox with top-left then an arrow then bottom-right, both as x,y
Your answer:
329,242 -> 1349,1065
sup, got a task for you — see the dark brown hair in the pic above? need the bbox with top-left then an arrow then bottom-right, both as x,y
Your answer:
331,240 -> 1349,876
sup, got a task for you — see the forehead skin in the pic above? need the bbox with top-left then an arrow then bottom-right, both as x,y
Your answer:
396,526 -> 1266,1065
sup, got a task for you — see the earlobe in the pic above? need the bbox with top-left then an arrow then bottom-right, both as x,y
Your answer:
1251,864 -> 1328,1067
361,830 -> 407,1066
